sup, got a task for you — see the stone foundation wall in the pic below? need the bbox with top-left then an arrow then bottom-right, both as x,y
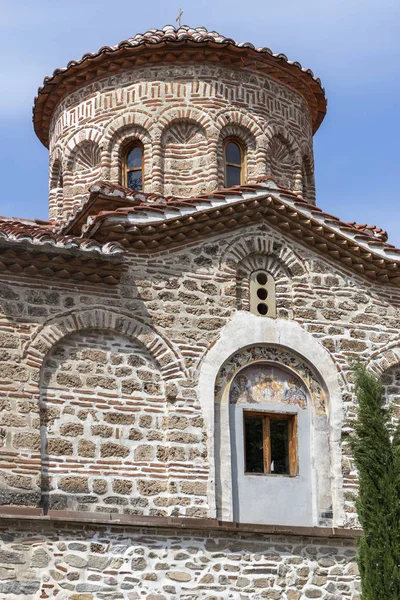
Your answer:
0,517 -> 360,599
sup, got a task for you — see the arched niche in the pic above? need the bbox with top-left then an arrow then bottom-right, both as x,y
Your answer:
302,154 -> 316,203
105,123 -> 151,185
216,123 -> 257,186
48,159 -> 64,220
197,313 -> 344,526
215,345 -> 329,527
268,134 -> 299,191
39,329 -> 168,515
160,119 -> 209,197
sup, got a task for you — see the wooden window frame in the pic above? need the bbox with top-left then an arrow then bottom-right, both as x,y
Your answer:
243,410 -> 298,477
122,141 -> 144,190
224,137 -> 246,186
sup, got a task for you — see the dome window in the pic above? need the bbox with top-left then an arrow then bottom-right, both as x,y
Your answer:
224,138 -> 245,187
124,142 -> 144,191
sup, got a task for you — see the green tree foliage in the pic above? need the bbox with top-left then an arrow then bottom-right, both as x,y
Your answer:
350,362 -> 400,599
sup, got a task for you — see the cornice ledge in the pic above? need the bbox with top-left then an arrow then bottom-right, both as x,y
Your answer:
0,507 -> 362,540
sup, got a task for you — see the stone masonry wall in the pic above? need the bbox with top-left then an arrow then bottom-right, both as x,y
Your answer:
39,330 -> 207,516
0,518 -> 360,599
48,63 -> 315,219
1,222 -> 400,528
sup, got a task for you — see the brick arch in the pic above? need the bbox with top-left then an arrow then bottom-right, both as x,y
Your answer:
63,127 -> 104,157
24,308 -> 186,381
216,123 -> 261,185
219,232 -> 307,279
265,126 -> 302,193
50,146 -> 63,167
105,124 -> 151,185
367,345 -> 400,377
48,151 -> 64,221
235,252 -> 294,315
158,117 -> 211,197
264,122 -> 302,154
214,109 -> 265,140
49,156 -> 63,190
214,111 -> 267,185
103,110 -> 153,146
159,118 -> 207,143
215,344 -> 327,414
237,253 -> 290,279
301,153 -> 316,203
108,124 -> 150,154
65,139 -> 102,173
154,106 -> 214,138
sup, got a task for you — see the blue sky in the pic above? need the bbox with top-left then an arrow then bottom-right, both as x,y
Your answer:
1,0 -> 400,244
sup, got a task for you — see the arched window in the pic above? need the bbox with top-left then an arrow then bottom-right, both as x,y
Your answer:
224,138 -> 245,187
249,270 -> 276,318
124,143 -> 143,191
50,160 -> 63,190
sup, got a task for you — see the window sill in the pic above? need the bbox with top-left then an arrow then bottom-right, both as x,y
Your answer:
244,472 -> 298,477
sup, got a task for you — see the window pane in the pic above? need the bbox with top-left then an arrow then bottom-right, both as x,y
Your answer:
244,415 -> 264,473
270,419 -> 289,475
127,146 -> 142,169
226,142 -> 241,165
127,169 -> 143,191
226,165 -> 241,187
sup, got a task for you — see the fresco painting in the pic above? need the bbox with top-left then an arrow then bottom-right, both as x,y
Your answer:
215,345 -> 326,414
229,363 -> 307,408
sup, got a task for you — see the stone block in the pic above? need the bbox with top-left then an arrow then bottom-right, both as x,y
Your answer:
0,567 -> 15,580
134,445 -> 154,461
93,479 -> 108,494
104,412 -> 135,425
100,442 -> 129,458
64,554 -> 89,568
112,479 -> 133,494
137,479 -> 168,496
46,438 -> 73,456
0,550 -> 26,564
167,571 -> 192,582
56,373 -> 83,387
60,423 -> 84,436
91,425 -> 113,438
0,581 -> 40,594
59,477 -> 89,494
180,480 -> 207,495
78,439 -> 96,457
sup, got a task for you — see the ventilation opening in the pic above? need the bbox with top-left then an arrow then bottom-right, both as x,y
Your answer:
249,270 -> 276,318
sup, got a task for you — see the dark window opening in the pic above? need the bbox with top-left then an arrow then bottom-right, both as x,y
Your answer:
244,412 -> 297,476
224,140 -> 245,187
270,418 -> 290,475
124,144 -> 143,191
244,415 -> 265,473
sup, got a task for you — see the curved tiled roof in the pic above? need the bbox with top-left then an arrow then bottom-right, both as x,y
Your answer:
0,218 -> 123,255
33,25 -> 327,146
0,181 -> 396,285
0,218 -> 124,285
56,178 -> 399,285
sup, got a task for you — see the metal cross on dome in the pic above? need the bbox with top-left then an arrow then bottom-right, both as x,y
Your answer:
176,8 -> 183,27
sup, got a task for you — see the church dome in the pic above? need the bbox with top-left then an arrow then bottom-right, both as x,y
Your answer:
33,24 -> 326,147
37,25 -> 326,220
